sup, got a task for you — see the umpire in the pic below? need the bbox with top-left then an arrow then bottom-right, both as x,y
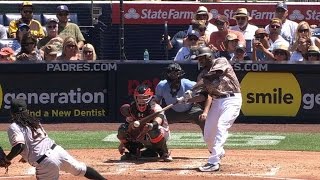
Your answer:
154,63 -> 206,134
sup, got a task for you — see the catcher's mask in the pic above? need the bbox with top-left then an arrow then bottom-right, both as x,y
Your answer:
134,84 -> 154,112
164,63 -> 185,82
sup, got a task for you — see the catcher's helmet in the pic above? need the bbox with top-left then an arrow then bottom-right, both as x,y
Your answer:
194,46 -> 213,60
164,63 -> 185,82
134,84 -> 154,112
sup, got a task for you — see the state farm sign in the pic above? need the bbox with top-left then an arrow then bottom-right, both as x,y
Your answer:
112,2 -> 320,26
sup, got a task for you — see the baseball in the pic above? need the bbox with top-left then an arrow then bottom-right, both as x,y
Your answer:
133,121 -> 140,128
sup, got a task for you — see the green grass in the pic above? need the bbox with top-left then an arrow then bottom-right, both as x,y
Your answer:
1,131 -> 320,152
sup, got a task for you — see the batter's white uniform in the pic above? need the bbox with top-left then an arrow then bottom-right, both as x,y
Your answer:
194,57 -> 242,165
7,122 -> 86,180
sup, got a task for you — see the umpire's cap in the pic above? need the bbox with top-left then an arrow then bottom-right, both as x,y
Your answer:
11,98 -> 27,113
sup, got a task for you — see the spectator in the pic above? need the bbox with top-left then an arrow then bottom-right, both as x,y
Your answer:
272,43 -> 291,61
209,15 -> 245,52
16,23 -> 30,43
217,33 -> 240,60
230,8 -> 258,41
0,47 -> 15,62
8,1 -> 45,39
292,21 -> 320,51
57,36 -> 80,60
0,24 -> 7,39
230,43 -> 251,62
56,5 -> 85,49
16,34 -> 42,61
37,18 -> 59,49
81,43 -> 97,61
265,1 -> 298,45
154,63 -> 205,135
307,45 -> 320,61
252,28 -> 271,61
290,37 -> 311,61
42,44 -> 59,61
193,6 -> 218,35
193,21 -> 210,47
174,30 -> 200,62
268,18 -> 289,51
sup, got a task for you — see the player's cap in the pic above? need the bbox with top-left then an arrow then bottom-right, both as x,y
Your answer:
0,47 -> 14,56
46,18 -> 59,24
276,2 -> 288,11
57,5 -> 69,12
11,98 -> 28,113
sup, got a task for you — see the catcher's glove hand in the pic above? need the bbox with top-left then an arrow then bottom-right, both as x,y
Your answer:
0,146 -> 11,173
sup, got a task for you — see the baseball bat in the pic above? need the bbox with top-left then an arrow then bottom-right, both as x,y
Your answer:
164,21 -> 169,60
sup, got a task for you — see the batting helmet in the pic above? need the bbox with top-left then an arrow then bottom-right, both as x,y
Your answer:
194,46 -> 213,60
164,63 -> 185,82
134,84 -> 154,112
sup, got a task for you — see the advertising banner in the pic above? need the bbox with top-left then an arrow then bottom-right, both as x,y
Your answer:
0,72 -> 109,123
112,2 -> 320,26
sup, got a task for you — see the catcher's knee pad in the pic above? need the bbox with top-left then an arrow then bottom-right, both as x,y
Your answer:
148,128 -> 164,144
117,123 -> 129,142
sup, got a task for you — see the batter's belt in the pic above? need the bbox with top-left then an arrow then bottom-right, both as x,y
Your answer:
36,144 -> 57,164
215,93 -> 235,99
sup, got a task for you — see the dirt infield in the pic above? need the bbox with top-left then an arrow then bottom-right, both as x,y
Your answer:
1,123 -> 320,180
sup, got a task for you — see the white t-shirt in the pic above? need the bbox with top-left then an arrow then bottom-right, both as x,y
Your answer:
206,23 -> 218,35
265,19 -> 298,45
230,23 -> 259,40
269,35 -> 290,51
289,51 -> 304,61
7,122 -> 55,166
174,47 -> 191,62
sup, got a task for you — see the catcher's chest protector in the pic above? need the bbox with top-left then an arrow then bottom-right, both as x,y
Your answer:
130,101 -> 155,120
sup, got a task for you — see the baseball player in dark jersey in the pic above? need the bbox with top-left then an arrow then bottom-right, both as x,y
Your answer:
186,46 -> 242,172
117,84 -> 172,162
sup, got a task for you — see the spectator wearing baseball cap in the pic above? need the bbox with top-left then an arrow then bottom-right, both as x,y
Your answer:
37,18 -> 59,49
0,47 -> 15,62
16,23 -> 31,44
265,1 -> 298,46
174,30 -> 200,62
193,6 -> 218,35
307,45 -> 320,61
230,8 -> 258,41
252,28 -> 271,61
209,15 -> 245,52
56,5 -> 85,49
42,44 -> 59,61
8,1 -> 45,39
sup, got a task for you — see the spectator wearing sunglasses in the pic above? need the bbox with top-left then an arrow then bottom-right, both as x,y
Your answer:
56,5 -> 85,50
81,43 -> 97,61
272,43 -> 291,61
193,6 -> 218,36
268,18 -> 289,52
265,2 -> 298,46
37,18 -> 59,49
209,15 -> 245,52
307,46 -> 320,61
16,34 -> 42,61
9,1 -> 45,39
230,8 -> 258,41
291,21 -> 320,51
252,28 -> 271,61
290,37 -> 311,62
174,30 -> 200,62
57,36 -> 80,61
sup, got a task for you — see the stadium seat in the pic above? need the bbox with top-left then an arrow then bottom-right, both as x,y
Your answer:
42,13 -> 78,25
3,13 -> 42,26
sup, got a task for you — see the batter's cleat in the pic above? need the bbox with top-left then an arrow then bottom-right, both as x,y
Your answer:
199,163 -> 220,172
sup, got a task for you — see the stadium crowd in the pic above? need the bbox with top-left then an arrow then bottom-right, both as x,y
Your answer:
0,1 -> 97,62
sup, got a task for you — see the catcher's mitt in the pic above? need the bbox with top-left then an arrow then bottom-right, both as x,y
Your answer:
0,146 -> 11,173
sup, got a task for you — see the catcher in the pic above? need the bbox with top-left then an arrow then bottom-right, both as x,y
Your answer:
117,84 -> 172,162
4,98 -> 106,180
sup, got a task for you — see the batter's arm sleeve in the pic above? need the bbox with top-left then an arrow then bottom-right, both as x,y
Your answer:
6,143 -> 25,161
